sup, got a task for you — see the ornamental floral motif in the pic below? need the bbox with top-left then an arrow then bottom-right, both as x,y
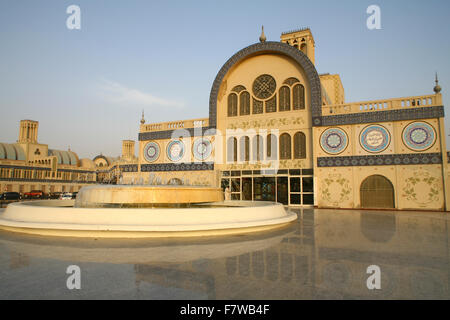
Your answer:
227,117 -> 305,130
402,170 -> 441,207
321,174 -> 351,207
402,122 -> 436,151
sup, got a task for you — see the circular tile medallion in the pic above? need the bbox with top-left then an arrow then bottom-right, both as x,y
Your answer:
320,128 -> 348,155
402,122 -> 436,151
360,125 -> 391,153
193,138 -> 212,161
167,140 -> 185,162
143,142 -> 160,163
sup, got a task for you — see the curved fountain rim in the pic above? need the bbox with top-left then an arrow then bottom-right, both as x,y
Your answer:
8,200 -> 285,210
0,200 -> 298,238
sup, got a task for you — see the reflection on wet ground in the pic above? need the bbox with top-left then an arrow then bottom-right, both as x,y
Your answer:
0,208 -> 448,299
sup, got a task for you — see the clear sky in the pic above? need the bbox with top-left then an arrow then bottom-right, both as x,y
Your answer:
1,0 -> 449,159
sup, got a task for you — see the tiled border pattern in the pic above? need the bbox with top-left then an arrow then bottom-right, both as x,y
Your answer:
141,162 -> 214,172
139,126 -> 216,141
318,106 -> 444,127
317,153 -> 442,168
119,164 -> 139,172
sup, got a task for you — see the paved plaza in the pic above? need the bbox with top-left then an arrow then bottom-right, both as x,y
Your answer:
0,208 -> 448,299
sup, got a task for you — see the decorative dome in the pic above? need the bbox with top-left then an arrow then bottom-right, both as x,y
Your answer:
434,73 -> 442,94
0,143 -> 26,160
79,158 -> 96,170
48,149 -> 79,165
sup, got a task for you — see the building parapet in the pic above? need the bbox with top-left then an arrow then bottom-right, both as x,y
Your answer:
322,94 -> 442,116
140,118 -> 209,133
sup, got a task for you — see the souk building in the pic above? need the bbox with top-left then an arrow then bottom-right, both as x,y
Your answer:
125,27 -> 449,211
0,120 -> 98,194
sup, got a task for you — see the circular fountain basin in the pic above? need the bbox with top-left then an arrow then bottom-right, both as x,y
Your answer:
0,199 -> 297,238
75,185 -> 224,207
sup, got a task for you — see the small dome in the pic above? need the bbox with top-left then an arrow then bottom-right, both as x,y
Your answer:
13,144 -> 26,161
79,158 -> 96,170
48,149 -> 79,165
434,73 -> 442,94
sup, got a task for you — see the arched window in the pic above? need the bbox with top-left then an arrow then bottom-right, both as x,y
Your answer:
293,84 -> 305,110
227,137 -> 237,162
240,136 -> 250,162
252,135 -> 263,161
239,91 -> 250,116
267,134 -> 278,160
266,95 -> 277,113
228,93 -> 238,117
294,132 -> 306,159
279,86 -> 290,111
280,133 -> 291,160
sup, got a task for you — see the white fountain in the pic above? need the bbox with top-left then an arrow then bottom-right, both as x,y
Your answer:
0,185 -> 297,238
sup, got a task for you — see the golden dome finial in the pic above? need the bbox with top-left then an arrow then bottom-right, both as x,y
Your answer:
434,72 -> 442,94
259,25 -> 266,43
140,110 -> 145,125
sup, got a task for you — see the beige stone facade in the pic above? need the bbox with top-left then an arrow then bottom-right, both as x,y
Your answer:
132,27 -> 449,211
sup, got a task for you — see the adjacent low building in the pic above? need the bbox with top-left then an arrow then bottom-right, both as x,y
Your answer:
0,120 -> 97,194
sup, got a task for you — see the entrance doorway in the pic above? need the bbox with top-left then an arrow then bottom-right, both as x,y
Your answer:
277,177 -> 289,205
360,175 -> 395,209
242,178 -> 252,200
253,177 -> 275,202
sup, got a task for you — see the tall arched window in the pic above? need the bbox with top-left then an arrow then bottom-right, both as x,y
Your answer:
227,137 -> 237,162
294,132 -> 306,159
240,136 -> 250,162
228,93 -> 238,117
239,91 -> 250,116
267,134 -> 278,160
280,133 -> 291,160
266,95 -> 277,113
279,86 -> 291,111
252,135 -> 263,161
293,84 -> 305,110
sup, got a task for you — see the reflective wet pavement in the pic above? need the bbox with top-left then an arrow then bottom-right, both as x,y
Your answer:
0,208 -> 448,299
